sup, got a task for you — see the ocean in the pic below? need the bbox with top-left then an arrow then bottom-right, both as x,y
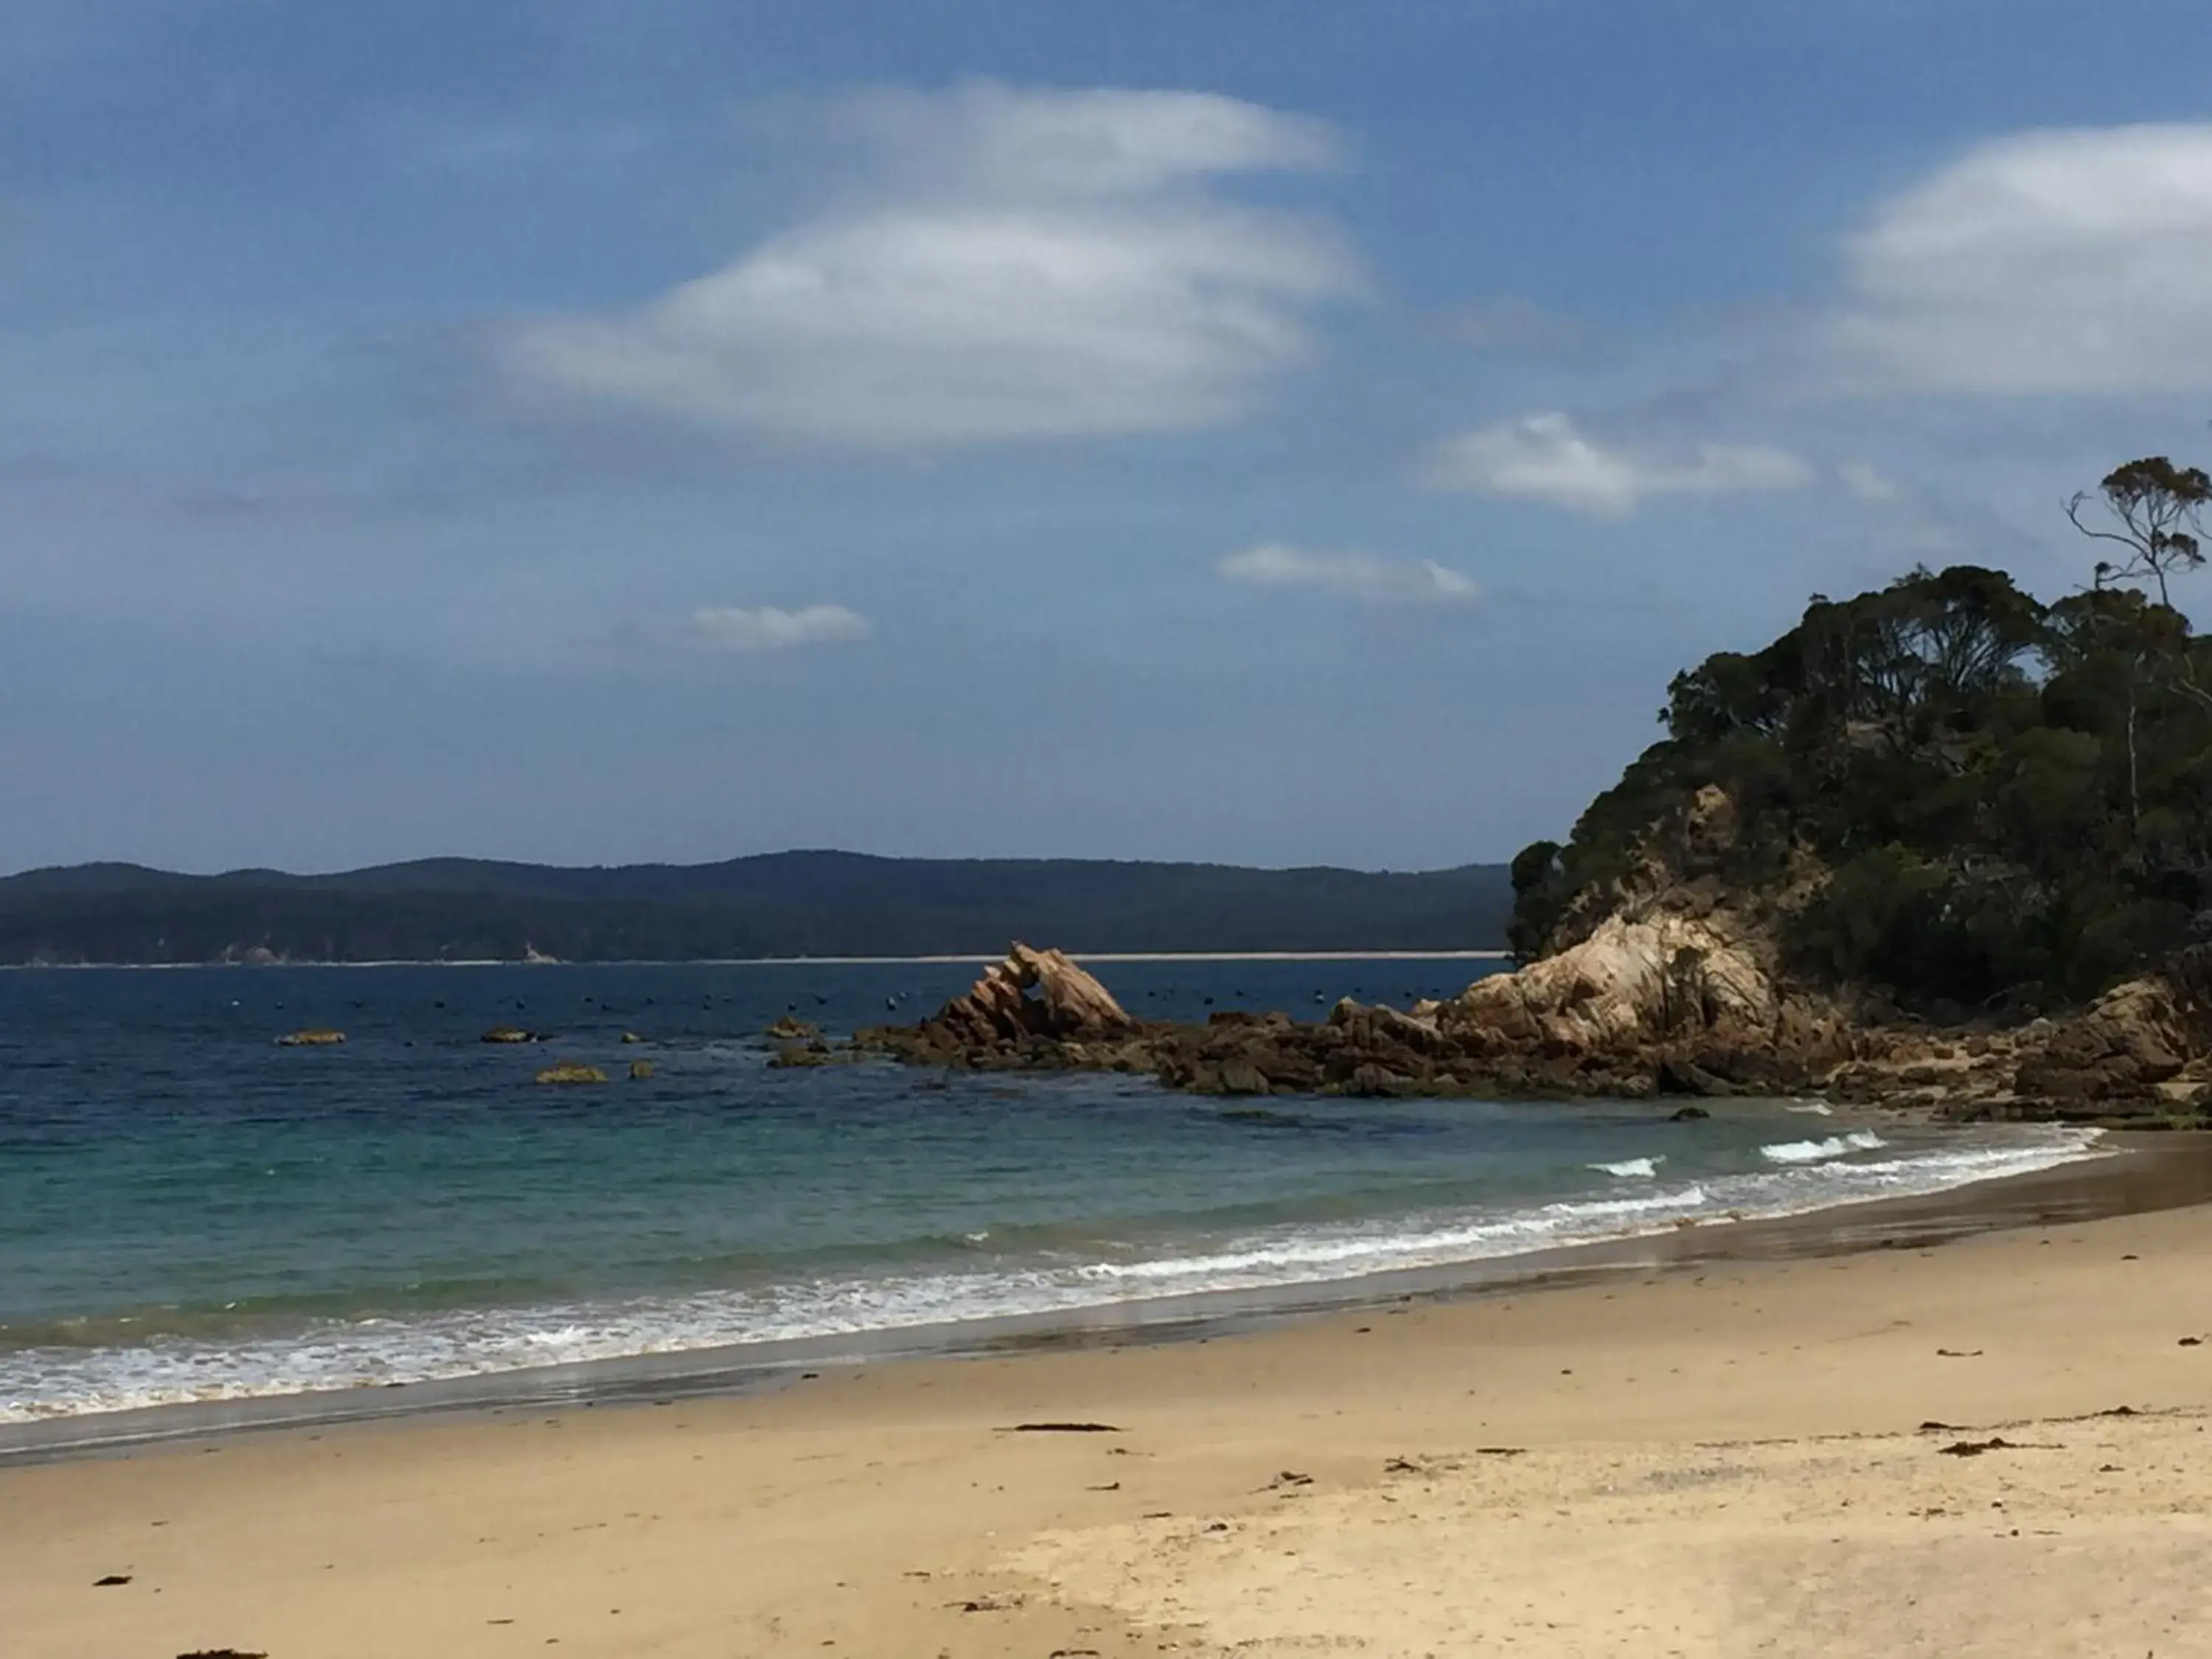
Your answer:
0,958 -> 2101,1427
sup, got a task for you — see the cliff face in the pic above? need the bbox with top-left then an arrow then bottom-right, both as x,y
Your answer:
1411,784 -> 1852,1096
1441,783 -> 2212,1119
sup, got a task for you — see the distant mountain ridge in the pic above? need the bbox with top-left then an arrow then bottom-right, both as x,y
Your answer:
0,852 -> 1511,964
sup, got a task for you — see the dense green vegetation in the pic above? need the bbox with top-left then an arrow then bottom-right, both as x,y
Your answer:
1512,456 -> 2212,1017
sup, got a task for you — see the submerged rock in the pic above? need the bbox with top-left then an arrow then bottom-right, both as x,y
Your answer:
481,1027 -> 542,1044
534,1060 -> 608,1085
274,1029 -> 346,1047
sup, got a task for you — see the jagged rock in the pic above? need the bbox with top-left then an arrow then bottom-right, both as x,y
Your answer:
535,1061 -> 608,1085
1330,999 -> 1449,1054
620,1031 -> 645,1045
919,943 -> 1136,1047
274,1029 -> 345,1047
766,1015 -> 821,1041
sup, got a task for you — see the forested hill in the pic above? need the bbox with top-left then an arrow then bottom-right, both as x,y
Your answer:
1509,453 -> 2212,1019
0,852 -> 1512,965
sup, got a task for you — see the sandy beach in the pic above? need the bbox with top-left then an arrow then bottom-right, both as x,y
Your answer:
12,1163 -> 2212,1658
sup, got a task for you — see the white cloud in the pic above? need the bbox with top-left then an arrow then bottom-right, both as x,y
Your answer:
503,84 -> 1360,448
1840,461 -> 1899,502
822,82 -> 1342,198
1833,124 -> 2212,395
1218,543 -> 1481,605
692,604 -> 872,651
1419,413 -> 1812,518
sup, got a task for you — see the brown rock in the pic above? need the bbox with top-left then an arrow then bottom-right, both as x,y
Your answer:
1344,1062 -> 1407,1097
2013,975 -> 2197,1102
923,944 -> 1136,1047
535,1061 -> 608,1085
1214,1060 -> 1271,1096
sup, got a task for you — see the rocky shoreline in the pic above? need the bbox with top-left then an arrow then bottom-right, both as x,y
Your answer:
850,916 -> 2212,1128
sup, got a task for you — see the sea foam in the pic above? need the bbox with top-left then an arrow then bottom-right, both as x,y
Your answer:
1760,1130 -> 1886,1164
1590,1156 -> 1661,1178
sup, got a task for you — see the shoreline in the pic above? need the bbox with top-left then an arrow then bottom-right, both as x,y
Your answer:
10,1129 -> 2202,1467
16,1143 -> 2212,1655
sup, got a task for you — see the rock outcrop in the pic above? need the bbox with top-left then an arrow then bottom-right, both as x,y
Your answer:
852,796 -> 2212,1122
274,1028 -> 346,1047
922,944 -> 1136,1047
1446,912 -> 1776,1054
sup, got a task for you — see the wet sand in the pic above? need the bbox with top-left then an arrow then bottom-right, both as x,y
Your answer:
10,1141 -> 2212,1657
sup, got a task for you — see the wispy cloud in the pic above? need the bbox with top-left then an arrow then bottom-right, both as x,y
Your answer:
1839,460 -> 1899,502
692,604 -> 873,651
501,83 -> 1360,449
1830,123 -> 2212,396
1419,413 -> 1811,519
1218,543 -> 1480,605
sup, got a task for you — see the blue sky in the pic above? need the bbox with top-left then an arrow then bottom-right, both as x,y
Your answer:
5,0 -> 2212,874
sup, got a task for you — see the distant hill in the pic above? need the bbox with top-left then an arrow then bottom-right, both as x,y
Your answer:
0,852 -> 1512,964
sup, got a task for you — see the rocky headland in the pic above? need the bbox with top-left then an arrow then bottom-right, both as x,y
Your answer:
873,501 -> 2212,1125
856,790 -> 2212,1125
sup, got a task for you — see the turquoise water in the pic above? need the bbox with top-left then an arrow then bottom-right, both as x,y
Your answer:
0,960 -> 2100,1421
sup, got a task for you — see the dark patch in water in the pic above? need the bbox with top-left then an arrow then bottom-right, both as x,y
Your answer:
1218,1107 -> 1309,1130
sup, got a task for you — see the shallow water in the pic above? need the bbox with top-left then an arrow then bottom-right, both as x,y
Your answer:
0,960 -> 2099,1421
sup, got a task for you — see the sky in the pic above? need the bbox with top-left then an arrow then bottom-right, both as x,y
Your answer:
5,0 -> 2212,875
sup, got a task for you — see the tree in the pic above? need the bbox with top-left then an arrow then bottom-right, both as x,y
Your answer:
1506,494 -> 2212,1012
2067,456 -> 2211,609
